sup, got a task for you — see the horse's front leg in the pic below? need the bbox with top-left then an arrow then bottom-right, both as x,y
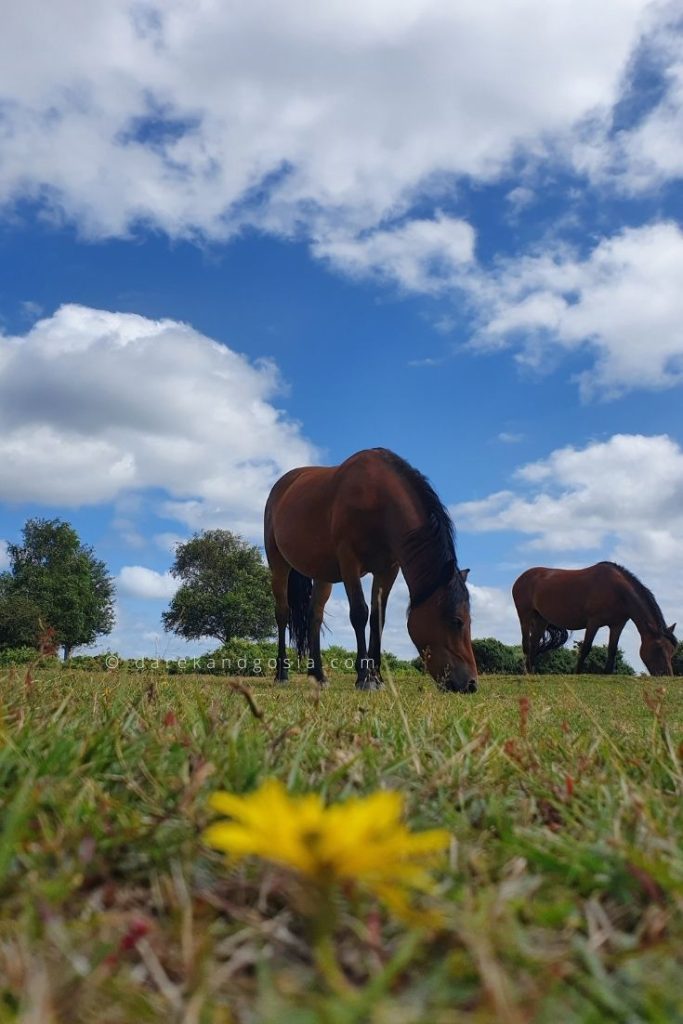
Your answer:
576,621 -> 599,673
604,622 -> 625,674
368,564 -> 399,685
340,559 -> 375,691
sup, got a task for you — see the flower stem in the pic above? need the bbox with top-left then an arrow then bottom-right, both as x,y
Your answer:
313,930 -> 354,997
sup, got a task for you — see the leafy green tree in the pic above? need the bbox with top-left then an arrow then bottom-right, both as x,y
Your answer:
670,643 -> 683,676
162,530 -> 274,646
5,519 -> 115,660
0,574 -> 43,650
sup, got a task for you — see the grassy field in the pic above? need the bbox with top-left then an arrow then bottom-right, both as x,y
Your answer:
0,667 -> 682,1023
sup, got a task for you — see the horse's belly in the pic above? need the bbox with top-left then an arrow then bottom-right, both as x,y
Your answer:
564,616 -> 589,631
536,594 -> 587,631
279,544 -> 342,583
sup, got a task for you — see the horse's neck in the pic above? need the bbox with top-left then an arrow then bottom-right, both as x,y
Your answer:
391,501 -> 439,603
624,587 -> 659,638
399,547 -> 429,603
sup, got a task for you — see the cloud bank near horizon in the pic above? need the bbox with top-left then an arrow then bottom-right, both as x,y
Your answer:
0,304 -> 317,533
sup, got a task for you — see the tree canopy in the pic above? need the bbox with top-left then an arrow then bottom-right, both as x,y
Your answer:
162,529 -> 274,646
1,518 -> 115,659
0,575 -> 42,649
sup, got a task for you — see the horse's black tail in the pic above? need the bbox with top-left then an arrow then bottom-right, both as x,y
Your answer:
287,569 -> 312,658
537,622 -> 570,655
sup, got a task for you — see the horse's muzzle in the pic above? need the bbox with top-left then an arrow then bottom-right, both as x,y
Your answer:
442,675 -> 478,694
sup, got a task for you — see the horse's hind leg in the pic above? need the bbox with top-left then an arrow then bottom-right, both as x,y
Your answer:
518,611 -> 536,673
527,613 -> 547,673
267,546 -> 291,684
604,622 -> 625,674
520,620 -> 531,673
308,580 -> 332,686
348,580 -> 373,689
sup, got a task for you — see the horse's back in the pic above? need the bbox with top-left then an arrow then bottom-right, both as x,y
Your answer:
265,449 -> 407,579
331,449 -> 401,513
513,563 -> 627,630
268,449 -> 400,530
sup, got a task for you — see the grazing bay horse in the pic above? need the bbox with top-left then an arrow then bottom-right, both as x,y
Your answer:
513,562 -> 677,676
264,448 -> 478,692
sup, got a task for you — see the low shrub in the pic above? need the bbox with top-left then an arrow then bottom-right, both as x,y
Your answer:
472,637 -> 525,674
0,646 -> 41,667
0,646 -> 61,668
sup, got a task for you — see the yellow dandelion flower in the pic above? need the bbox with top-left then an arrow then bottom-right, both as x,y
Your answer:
203,778 -> 449,921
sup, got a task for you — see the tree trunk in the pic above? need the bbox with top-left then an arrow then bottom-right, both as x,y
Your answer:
63,645 -> 72,662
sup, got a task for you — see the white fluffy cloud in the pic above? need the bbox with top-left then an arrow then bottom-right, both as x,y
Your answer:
617,61 -> 683,189
3,2 -> 681,404
0,0 -> 656,240
0,540 -> 9,571
455,434 -> 683,555
118,566 -> 178,600
154,532 -> 187,554
320,219 -> 683,400
314,215 -> 475,293
468,583 -> 522,645
0,304 -> 317,532
571,16 -> 683,193
467,222 -> 683,398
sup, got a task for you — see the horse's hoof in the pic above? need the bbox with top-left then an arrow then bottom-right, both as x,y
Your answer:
356,676 -> 382,691
275,677 -> 289,686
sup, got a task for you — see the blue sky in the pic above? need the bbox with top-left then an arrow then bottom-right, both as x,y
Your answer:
1,0 -> 682,669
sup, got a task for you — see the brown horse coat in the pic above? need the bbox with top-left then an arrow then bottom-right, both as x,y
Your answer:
513,562 -> 677,675
264,448 -> 478,692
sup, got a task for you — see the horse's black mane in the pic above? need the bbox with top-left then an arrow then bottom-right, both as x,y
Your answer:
604,562 -> 677,642
375,448 -> 468,610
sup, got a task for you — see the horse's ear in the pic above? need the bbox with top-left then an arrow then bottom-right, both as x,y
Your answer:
459,568 -> 470,583
668,622 -> 677,634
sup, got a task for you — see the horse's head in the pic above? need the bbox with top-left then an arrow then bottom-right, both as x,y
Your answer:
640,623 -> 677,676
407,568 -> 479,693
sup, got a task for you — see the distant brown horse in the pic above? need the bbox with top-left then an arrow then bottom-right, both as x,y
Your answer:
513,562 -> 677,676
264,448 -> 478,692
